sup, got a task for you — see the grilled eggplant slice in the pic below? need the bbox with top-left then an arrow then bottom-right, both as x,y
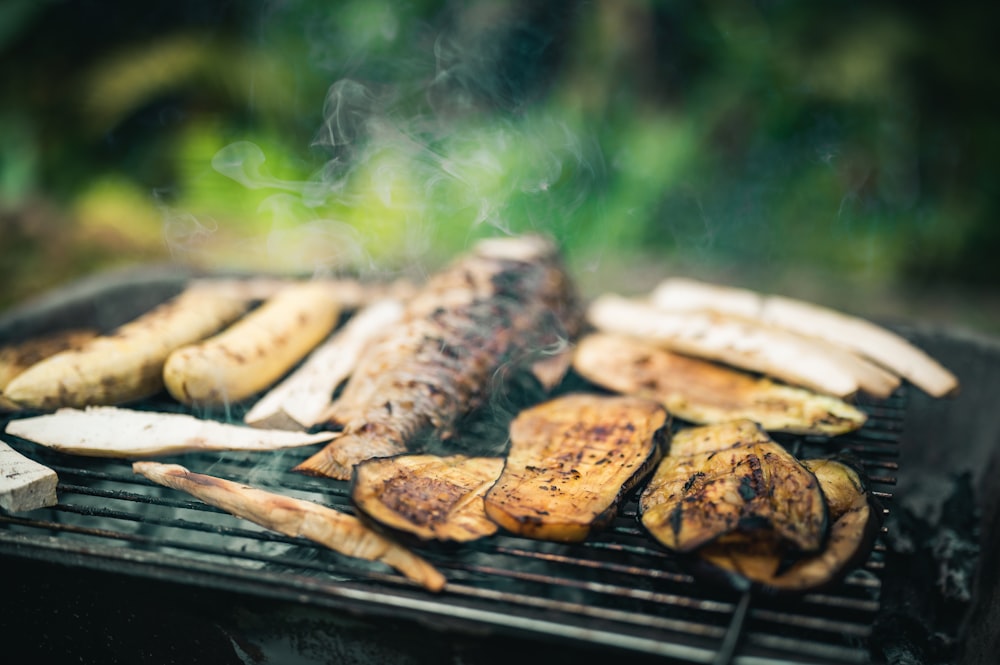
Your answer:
484,393 -> 669,543
351,454 -> 504,545
695,457 -> 882,593
639,420 -> 827,553
573,332 -> 868,436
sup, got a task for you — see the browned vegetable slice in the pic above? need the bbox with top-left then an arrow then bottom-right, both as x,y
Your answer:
696,457 -> 881,592
133,461 -> 446,592
639,420 -> 827,553
352,454 -> 504,544
573,332 -> 868,436
483,393 -> 669,543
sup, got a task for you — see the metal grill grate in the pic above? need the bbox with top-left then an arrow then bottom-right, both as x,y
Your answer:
0,388 -> 902,665
0,275 -> 903,665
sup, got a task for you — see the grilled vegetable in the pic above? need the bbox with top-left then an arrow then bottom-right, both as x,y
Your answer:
2,286 -> 249,410
164,281 -> 341,406
133,461 -> 446,592
651,277 -> 956,397
695,457 -> 882,593
5,406 -> 337,458
573,332 -> 868,435
294,235 -> 581,479
244,299 -> 405,430
0,441 -> 58,513
587,294 -> 899,398
351,454 -> 504,544
0,328 -> 98,410
639,420 -> 827,553
483,393 -> 669,543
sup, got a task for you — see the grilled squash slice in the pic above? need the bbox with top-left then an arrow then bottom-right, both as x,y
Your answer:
484,393 -> 669,543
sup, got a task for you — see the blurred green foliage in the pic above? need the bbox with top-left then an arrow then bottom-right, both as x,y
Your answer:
1,0 -> 998,324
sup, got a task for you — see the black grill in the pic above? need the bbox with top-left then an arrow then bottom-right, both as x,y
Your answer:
0,274 -> 902,665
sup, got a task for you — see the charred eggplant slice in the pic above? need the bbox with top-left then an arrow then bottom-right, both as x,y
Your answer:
696,457 -> 882,593
639,420 -> 827,553
572,332 -> 868,436
351,454 -> 504,544
484,393 -> 669,543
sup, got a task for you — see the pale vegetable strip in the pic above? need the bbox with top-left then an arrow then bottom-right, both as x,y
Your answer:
244,299 -> 404,430
652,277 -> 958,397
573,332 -> 868,435
586,294 -> 861,398
5,406 -> 337,458
0,441 -> 58,513
132,461 -> 446,592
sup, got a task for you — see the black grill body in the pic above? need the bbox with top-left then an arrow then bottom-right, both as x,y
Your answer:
0,269 -> 917,665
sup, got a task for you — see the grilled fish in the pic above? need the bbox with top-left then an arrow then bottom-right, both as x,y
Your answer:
351,454 -> 504,544
639,420 -> 827,553
483,393 -> 669,543
696,457 -> 881,592
294,235 -> 581,479
573,332 -> 868,435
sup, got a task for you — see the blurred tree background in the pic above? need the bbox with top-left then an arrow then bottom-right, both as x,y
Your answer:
1,0 -> 998,331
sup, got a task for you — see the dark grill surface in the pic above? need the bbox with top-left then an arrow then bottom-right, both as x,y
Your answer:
0,276 -> 902,665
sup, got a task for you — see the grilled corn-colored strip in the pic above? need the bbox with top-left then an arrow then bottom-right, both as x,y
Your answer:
3,286 -> 249,410
164,281 -> 341,406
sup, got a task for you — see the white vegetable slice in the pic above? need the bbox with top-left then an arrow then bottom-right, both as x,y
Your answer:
587,294 -> 861,398
0,441 -> 58,512
244,299 -> 403,430
651,277 -> 958,397
5,406 -> 337,458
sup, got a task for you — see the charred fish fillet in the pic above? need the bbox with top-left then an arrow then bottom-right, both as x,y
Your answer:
351,454 -> 505,544
483,393 -> 669,543
133,461 -> 445,591
639,420 -> 827,553
294,235 -> 581,479
696,457 -> 882,593
573,332 -> 868,435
